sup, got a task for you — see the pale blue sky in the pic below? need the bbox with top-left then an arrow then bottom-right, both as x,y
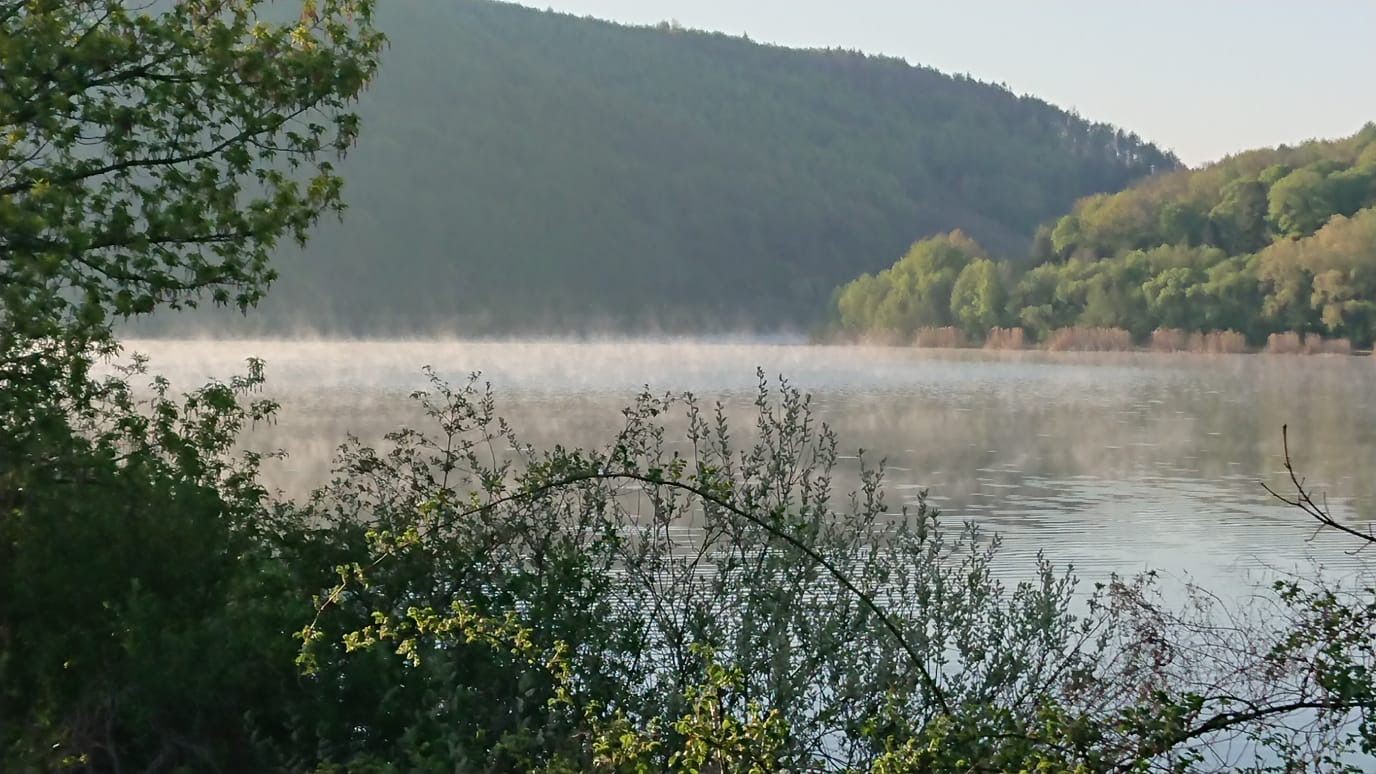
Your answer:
505,0 -> 1376,166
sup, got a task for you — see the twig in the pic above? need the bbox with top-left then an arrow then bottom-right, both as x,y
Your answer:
1261,425 -> 1375,549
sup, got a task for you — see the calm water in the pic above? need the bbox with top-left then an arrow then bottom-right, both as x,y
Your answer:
121,338 -> 1376,593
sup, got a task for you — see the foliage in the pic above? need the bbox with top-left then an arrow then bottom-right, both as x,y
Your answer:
0,354 -> 318,769
950,258 -> 1008,337
834,231 -> 990,336
0,0 -> 381,768
6,1 -> 1376,771
831,126 -> 1376,347
1,0 -> 382,344
287,372 -> 1376,771
301,370 -> 1098,768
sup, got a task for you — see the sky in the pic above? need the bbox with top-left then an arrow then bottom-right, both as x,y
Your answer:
505,0 -> 1376,167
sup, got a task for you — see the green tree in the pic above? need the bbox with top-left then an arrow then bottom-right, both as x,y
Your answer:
1328,164 -> 1376,215
1359,140 -> 1376,169
1257,163 -> 1294,187
1028,222 -> 1056,263
1,0 -> 381,345
1157,200 -> 1207,245
1255,236 -> 1319,335
1194,255 -> 1263,338
1299,208 -> 1376,343
1049,213 -> 1083,257
1268,167 -> 1335,237
1,1 -> 382,768
1208,177 -> 1270,253
1143,266 -> 1204,329
949,257 -> 1006,337
833,231 -> 988,336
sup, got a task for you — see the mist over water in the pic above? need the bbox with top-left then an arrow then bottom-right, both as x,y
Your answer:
121,337 -> 1376,594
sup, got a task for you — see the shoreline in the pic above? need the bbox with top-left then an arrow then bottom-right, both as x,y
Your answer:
112,334 -> 1374,358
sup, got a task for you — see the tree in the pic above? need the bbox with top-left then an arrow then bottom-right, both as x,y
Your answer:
1,1 -> 382,768
1207,178 -> 1269,253
949,257 -> 1006,337
1194,255 -> 1262,338
1050,212 -> 1083,257
833,231 -> 989,337
1,0 -> 382,350
1143,265 -> 1204,330
1157,200 -> 1207,245
1028,222 -> 1056,263
1268,167 -> 1334,237
1299,208 -> 1376,343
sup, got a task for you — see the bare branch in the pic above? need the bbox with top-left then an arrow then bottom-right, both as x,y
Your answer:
1261,425 -> 1376,547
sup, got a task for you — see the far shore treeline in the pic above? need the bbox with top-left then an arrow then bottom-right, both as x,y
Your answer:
831,126 -> 1376,352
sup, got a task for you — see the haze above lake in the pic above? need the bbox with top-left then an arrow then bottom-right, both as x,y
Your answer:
125,338 -> 1376,592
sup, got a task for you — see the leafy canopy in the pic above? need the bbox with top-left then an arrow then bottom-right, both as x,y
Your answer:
832,126 -> 1376,346
0,0 -> 383,344
1,1 -> 381,767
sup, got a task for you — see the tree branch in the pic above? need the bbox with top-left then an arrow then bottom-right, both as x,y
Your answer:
1261,425 -> 1375,547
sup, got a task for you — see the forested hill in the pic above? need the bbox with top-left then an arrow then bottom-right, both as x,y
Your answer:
235,0 -> 1177,333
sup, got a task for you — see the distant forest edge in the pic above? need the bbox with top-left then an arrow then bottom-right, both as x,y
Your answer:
150,0 -> 1177,335
831,125 -> 1376,351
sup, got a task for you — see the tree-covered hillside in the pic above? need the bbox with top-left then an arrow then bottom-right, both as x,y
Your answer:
219,0 -> 1174,333
833,125 -> 1376,347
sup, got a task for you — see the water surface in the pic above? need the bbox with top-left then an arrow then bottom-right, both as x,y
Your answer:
123,338 -> 1376,592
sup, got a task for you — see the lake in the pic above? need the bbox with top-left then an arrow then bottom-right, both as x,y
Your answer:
121,338 -> 1376,595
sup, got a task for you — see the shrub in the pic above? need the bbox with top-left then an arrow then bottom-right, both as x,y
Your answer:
296,371 -> 1106,769
295,370 -> 1376,771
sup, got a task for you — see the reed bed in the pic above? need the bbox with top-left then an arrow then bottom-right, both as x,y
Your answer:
1045,326 -> 1134,352
912,326 -> 968,349
1191,330 -> 1249,354
1149,328 -> 1189,352
1154,329 -> 1249,353
854,330 -> 906,347
1266,332 -> 1304,354
1306,335 -> 1352,355
984,327 -> 1026,350
1267,332 -> 1354,355
849,326 -> 1352,356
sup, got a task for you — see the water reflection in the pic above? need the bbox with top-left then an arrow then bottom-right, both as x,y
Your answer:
119,339 -> 1376,592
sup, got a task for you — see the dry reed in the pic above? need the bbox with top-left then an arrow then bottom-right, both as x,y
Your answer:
855,330 -> 906,347
1189,330 -> 1249,354
1150,328 -> 1188,352
912,326 -> 967,349
1306,335 -> 1352,355
984,327 -> 1025,350
1266,332 -> 1304,354
1045,327 -> 1134,352
1267,331 -> 1353,355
